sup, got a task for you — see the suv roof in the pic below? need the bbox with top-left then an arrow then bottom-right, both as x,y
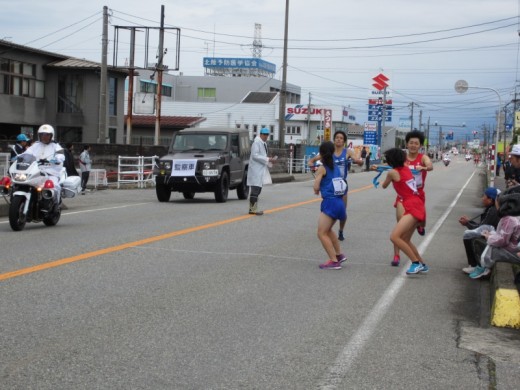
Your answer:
178,127 -> 247,134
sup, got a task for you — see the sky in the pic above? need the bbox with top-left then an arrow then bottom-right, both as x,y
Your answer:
2,0 -> 520,143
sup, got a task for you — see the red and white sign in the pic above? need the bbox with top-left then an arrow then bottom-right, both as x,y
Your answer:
372,73 -> 389,91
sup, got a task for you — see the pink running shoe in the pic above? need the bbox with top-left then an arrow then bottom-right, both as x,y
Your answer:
336,254 -> 347,264
319,260 -> 342,270
391,255 -> 400,267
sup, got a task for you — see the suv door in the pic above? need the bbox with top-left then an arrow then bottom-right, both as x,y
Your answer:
229,134 -> 242,184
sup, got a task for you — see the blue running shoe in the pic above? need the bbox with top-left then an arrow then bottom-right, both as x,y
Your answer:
469,266 -> 490,279
406,262 -> 424,275
338,231 -> 345,241
419,263 -> 429,273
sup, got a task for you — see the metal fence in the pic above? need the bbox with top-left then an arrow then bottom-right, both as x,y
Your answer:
0,153 -> 10,176
117,156 -> 157,189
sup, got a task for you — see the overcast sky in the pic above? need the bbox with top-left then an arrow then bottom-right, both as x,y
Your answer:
2,0 -> 519,141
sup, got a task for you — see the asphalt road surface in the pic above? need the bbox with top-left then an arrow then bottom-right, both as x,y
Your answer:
1,155 -> 519,389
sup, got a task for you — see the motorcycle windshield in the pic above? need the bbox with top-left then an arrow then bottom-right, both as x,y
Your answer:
16,154 -> 36,170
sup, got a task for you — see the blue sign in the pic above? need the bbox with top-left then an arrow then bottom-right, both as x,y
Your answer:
364,130 -> 377,145
203,57 -> 276,74
368,113 -> 392,122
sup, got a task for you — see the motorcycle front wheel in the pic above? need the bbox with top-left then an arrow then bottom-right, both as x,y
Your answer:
9,196 -> 27,231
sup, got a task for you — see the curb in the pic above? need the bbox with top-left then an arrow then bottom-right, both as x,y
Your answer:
491,263 -> 520,329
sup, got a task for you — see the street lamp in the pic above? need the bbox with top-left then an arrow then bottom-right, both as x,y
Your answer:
455,80 -> 502,188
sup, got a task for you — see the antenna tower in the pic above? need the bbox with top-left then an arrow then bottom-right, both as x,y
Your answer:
252,23 -> 262,58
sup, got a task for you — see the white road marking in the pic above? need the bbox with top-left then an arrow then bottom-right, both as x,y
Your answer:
0,203 -> 152,224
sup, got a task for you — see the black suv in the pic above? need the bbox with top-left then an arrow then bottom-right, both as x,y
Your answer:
154,127 -> 250,203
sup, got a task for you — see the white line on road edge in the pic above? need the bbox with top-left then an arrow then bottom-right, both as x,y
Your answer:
318,171 -> 476,389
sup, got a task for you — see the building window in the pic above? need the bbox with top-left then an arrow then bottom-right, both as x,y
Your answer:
56,126 -> 82,143
162,85 -> 172,97
58,74 -> 83,113
0,59 -> 43,98
197,87 -> 216,100
109,77 -> 117,116
287,126 -> 301,135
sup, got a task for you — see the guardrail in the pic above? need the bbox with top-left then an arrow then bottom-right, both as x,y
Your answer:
117,156 -> 157,189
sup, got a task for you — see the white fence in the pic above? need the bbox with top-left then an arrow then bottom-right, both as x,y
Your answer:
0,153 -> 10,177
89,169 -> 108,189
286,157 -> 313,174
117,156 -> 157,188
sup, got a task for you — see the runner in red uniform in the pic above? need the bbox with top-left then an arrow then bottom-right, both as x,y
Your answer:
392,130 -> 432,267
382,148 -> 428,275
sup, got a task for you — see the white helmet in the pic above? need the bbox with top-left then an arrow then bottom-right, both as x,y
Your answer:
38,124 -> 55,137
38,125 -> 54,143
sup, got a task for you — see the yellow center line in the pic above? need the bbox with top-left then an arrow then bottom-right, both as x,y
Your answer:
0,184 -> 373,282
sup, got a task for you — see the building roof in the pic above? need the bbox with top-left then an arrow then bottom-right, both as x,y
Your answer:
0,39 -> 67,60
126,115 -> 206,129
47,58 -> 128,75
241,91 -> 278,104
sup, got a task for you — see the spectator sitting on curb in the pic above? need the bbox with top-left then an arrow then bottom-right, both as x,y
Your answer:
458,187 -> 500,274
501,145 -> 520,194
469,192 -> 520,279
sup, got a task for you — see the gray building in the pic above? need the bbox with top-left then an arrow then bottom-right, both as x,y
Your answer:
0,39 -> 127,145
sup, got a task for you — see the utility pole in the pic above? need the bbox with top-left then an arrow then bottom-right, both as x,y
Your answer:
98,6 -> 109,143
409,102 -> 414,131
306,92 -> 312,144
126,28 -> 136,144
278,0 -> 289,148
154,5 -> 165,146
380,87 -> 387,150
426,117 -> 430,152
418,110 -> 423,132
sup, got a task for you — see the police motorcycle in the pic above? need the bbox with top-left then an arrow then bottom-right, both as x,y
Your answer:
443,154 -> 451,167
0,153 -> 81,231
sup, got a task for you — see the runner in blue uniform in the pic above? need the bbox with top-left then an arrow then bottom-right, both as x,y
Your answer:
308,131 -> 363,241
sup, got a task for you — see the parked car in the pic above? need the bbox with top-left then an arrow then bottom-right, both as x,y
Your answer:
154,127 -> 250,203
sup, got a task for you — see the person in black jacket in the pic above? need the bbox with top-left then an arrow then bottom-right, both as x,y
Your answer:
63,143 -> 79,177
458,187 -> 500,274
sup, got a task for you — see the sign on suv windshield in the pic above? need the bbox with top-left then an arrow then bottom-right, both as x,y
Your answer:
172,134 -> 228,152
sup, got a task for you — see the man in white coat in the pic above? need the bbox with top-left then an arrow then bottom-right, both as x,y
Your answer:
247,127 -> 275,215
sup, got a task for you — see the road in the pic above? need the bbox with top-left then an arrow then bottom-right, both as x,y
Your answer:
1,156 -> 519,389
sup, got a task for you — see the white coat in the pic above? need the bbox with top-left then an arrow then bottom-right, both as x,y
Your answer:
20,141 -> 65,178
19,141 -> 65,195
247,136 -> 269,187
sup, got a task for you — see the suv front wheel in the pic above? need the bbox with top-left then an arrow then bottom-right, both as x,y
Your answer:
214,171 -> 229,203
156,181 -> 172,202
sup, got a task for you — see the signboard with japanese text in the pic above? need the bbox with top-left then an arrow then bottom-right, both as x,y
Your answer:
171,159 -> 197,176
324,109 -> 332,141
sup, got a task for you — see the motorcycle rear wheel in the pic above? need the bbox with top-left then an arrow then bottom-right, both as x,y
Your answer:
43,204 -> 61,226
9,196 -> 27,231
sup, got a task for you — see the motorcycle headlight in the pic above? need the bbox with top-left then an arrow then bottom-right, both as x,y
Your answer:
14,173 -> 27,181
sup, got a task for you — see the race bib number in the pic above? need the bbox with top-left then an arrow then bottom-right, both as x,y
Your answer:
332,177 -> 347,196
405,178 -> 418,194
409,165 -> 423,188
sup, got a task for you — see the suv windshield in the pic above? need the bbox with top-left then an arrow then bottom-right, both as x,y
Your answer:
172,134 -> 228,152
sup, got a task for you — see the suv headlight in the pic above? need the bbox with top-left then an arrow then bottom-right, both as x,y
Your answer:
160,161 -> 172,170
201,161 -> 218,176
